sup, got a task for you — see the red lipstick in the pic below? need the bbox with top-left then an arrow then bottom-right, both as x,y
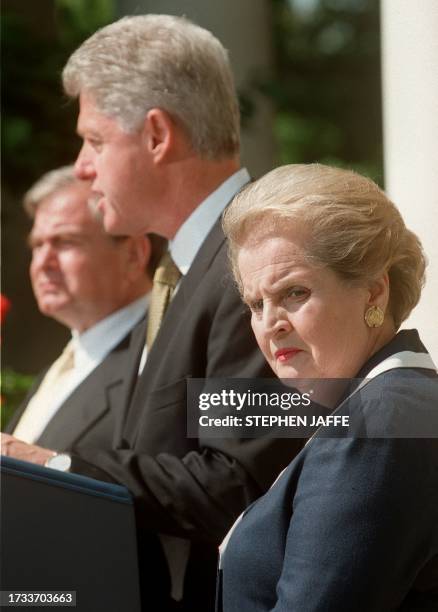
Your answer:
274,348 -> 302,362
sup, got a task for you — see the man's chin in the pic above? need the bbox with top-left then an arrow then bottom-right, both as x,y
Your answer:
103,213 -> 134,237
38,299 -> 70,319
99,198 -> 143,236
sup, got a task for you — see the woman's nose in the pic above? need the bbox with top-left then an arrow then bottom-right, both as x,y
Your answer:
263,303 -> 291,336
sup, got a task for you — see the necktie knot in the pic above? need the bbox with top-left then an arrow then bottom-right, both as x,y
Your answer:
154,251 -> 181,288
57,341 -> 76,375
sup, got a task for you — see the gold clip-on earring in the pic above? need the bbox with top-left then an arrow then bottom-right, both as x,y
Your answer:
364,305 -> 384,328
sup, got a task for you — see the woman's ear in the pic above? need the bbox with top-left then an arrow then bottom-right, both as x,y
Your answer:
367,272 -> 390,311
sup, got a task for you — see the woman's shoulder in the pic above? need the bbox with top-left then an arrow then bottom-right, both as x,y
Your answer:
360,365 -> 437,402
348,367 -> 438,438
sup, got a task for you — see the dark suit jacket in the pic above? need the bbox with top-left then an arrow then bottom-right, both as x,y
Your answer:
67,219 -> 304,610
5,319 -> 145,452
219,330 -> 438,611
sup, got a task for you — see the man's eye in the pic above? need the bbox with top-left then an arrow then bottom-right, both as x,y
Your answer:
89,139 -> 103,151
54,237 -> 79,249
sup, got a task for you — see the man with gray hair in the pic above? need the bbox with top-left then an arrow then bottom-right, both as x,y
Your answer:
4,166 -> 157,453
2,16 -> 302,611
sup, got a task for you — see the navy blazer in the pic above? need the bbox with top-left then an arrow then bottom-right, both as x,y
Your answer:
219,330 -> 438,611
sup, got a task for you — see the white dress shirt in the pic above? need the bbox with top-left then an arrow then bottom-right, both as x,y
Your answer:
13,293 -> 149,444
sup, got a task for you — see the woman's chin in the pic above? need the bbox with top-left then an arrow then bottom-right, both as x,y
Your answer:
274,362 -> 311,382
274,365 -> 312,395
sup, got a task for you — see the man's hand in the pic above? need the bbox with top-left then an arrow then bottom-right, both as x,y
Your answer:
1,433 -> 55,465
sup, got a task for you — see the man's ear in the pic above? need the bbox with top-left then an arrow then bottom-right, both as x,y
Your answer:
143,108 -> 174,163
125,235 -> 151,281
367,272 -> 390,311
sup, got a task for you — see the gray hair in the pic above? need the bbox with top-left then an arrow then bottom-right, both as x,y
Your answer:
24,166 -> 78,217
24,166 -> 166,271
62,14 -> 240,160
23,166 -> 103,224
223,164 -> 427,328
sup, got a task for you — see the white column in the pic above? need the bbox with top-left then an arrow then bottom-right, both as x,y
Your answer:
381,0 -> 438,362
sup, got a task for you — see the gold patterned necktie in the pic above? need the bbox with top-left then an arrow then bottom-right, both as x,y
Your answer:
146,251 -> 182,349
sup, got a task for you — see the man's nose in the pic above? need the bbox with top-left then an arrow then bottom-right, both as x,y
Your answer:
32,243 -> 57,269
74,144 -> 95,180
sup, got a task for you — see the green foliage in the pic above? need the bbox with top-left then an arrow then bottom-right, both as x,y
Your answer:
56,0 -> 115,43
1,369 -> 35,430
2,0 -> 382,189
2,0 -> 115,192
263,0 -> 383,182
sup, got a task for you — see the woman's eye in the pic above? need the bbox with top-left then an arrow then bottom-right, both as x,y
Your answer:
285,287 -> 309,301
249,299 -> 263,313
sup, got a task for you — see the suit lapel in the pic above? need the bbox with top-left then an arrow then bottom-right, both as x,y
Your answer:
147,219 -> 226,371
35,322 -> 144,450
117,316 -> 148,407
124,219 -> 226,437
112,316 -> 149,441
36,383 -> 108,449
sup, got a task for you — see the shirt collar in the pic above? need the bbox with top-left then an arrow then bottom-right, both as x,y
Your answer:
170,168 -> 250,275
71,293 -> 149,370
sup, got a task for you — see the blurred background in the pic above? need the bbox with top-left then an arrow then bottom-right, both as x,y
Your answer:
0,0 -> 385,422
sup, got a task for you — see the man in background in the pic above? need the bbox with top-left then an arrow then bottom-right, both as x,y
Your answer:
4,166 -> 161,453
2,17 -> 302,610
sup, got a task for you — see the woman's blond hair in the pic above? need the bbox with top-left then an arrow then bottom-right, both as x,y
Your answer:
223,164 -> 426,328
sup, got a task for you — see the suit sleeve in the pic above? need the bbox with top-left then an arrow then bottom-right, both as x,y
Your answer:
69,280 -> 302,542
271,434 -> 438,611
